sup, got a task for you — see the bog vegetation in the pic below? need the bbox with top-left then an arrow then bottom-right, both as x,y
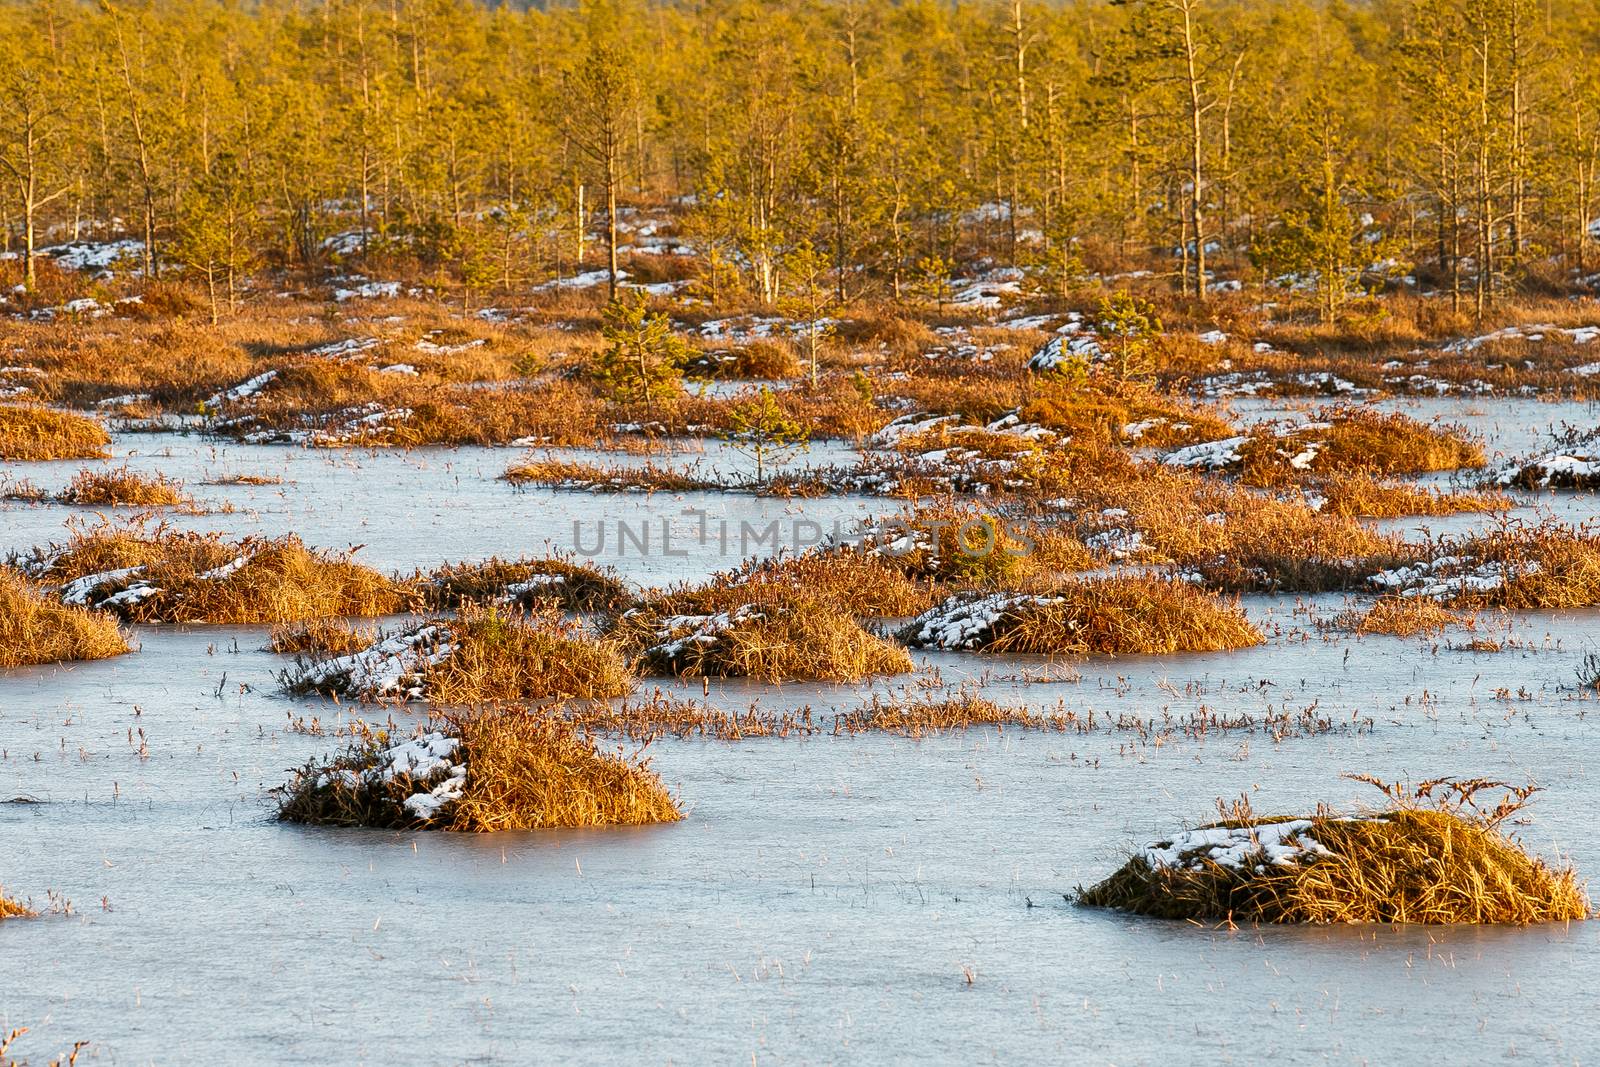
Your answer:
1080,777 -> 1591,924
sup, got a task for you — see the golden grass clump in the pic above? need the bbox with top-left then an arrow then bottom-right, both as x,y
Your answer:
1020,376 -> 1237,450
623,596 -> 914,682
502,458 -> 716,492
423,556 -> 632,612
277,713 -> 681,831
18,521 -> 406,623
1080,778 -> 1590,925
0,404 -> 110,461
647,550 -> 938,618
1238,407 -> 1485,487
1389,523 -> 1600,609
0,890 -> 33,919
1037,446 -> 1415,592
1339,595 -> 1460,637
57,465 -> 192,507
832,691 -> 1061,736
0,567 -> 129,668
425,605 -> 636,704
1313,471 -> 1505,519
899,576 -> 1263,655
268,618 -> 377,656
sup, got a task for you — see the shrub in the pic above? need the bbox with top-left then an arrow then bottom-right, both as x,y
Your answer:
899,577 -> 1264,655
0,404 -> 110,461
0,567 -> 129,668
623,596 -> 914,682
1079,778 -> 1589,924
277,714 -> 681,831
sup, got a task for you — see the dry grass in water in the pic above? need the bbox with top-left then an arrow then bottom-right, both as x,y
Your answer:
1339,595 -> 1461,637
1080,777 -> 1590,924
1378,523 -> 1600,609
623,595 -> 913,683
0,567 -> 129,668
1239,407 -> 1485,487
277,713 -> 680,831
57,466 -> 191,507
832,690 -> 1066,736
16,520 -> 406,623
0,404 -> 110,461
423,556 -> 632,612
900,576 -> 1263,656
0,890 -> 33,919
283,605 -> 635,704
502,458 -> 716,492
426,605 -> 636,704
647,550 -> 937,618
268,618 -> 377,656
1313,471 -> 1505,519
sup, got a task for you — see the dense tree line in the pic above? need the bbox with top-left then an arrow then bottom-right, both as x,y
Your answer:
2,0 -> 1598,317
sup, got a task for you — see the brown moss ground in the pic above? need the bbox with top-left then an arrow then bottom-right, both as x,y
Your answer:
0,404 -> 110,460
0,567 -> 129,668
278,713 -> 681,831
1080,805 -> 1588,925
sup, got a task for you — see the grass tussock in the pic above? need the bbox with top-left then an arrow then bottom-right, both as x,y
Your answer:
1080,778 -> 1590,924
900,576 -> 1263,655
1239,408 -> 1485,487
1021,377 -> 1236,450
17,520 -> 405,623
623,596 -> 914,682
0,890 -> 33,919
57,465 -> 192,507
647,550 -> 937,618
426,605 -> 636,704
268,618 -> 377,656
502,457 -> 715,492
1383,523 -> 1600,609
277,713 -> 681,831
423,556 -> 631,612
1314,471 -> 1505,519
1340,595 -> 1461,637
0,404 -> 110,460
0,567 -> 129,668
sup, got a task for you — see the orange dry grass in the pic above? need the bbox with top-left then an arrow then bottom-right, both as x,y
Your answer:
0,404 -> 110,461
1239,408 -> 1485,487
0,890 -> 33,919
20,522 -> 406,623
1314,472 -> 1505,519
58,466 -> 191,507
269,618 -> 377,656
649,551 -> 938,617
1341,595 -> 1460,637
424,605 -> 636,704
1021,377 -> 1236,450
278,714 -> 681,831
0,567 -> 129,668
984,577 -> 1262,656
1081,780 -> 1589,924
